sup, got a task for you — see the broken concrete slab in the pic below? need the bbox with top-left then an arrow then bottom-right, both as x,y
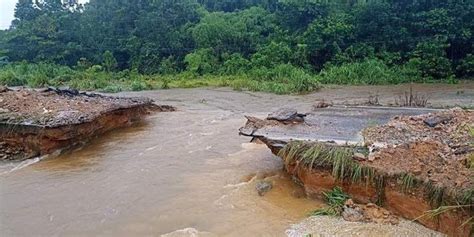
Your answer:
240,106 -> 439,146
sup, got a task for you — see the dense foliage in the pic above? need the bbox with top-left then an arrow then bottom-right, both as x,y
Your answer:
0,0 -> 473,93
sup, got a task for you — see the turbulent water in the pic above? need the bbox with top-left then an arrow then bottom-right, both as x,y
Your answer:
1,84 -> 472,236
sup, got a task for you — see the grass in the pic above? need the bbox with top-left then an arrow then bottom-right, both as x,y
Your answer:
309,187 -> 350,216
414,204 -> 473,229
278,141 -> 376,183
400,173 -> 416,193
319,59 -> 421,85
0,61 -> 463,94
0,62 -> 321,95
279,141 -> 386,204
425,181 -> 446,208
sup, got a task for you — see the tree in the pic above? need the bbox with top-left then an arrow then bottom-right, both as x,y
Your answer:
408,39 -> 453,79
184,48 -> 218,75
251,41 -> 292,68
102,50 -> 117,72
304,13 -> 354,69
13,0 -> 41,23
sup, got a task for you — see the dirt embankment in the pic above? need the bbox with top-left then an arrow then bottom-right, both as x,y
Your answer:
240,107 -> 473,237
0,87 -> 175,161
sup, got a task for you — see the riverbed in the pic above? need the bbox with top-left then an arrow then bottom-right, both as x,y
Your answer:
1,83 -> 472,236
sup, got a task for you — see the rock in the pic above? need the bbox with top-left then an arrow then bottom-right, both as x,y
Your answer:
255,180 -> 273,196
353,152 -> 366,161
343,200 -> 400,225
267,108 -> 306,123
46,86 -> 80,97
342,201 -> 364,222
239,126 -> 256,136
0,108 -> 10,113
0,86 -> 8,93
313,100 -> 332,109
345,199 -> 355,207
423,114 -> 453,127
454,146 -> 473,155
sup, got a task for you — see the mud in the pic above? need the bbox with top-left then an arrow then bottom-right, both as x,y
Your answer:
0,87 -> 173,160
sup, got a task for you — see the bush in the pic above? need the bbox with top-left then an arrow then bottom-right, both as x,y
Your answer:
457,54 -> 474,78
249,64 -> 320,93
220,53 -> 250,75
0,68 -> 25,86
130,80 -> 150,91
408,39 -> 453,79
319,59 -> 420,85
184,48 -> 218,75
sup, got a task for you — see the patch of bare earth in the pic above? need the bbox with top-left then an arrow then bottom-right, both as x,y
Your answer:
0,86 -> 174,161
363,108 -> 473,192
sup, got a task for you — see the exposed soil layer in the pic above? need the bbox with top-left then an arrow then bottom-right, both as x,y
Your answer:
0,87 -> 174,160
241,107 -> 473,237
362,108 -> 473,190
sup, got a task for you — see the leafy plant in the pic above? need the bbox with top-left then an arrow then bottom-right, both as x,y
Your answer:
310,187 -> 350,216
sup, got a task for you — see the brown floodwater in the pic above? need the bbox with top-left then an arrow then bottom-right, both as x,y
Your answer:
1,83 -> 472,236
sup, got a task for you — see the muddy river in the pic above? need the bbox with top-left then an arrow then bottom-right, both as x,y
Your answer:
1,83 -> 473,236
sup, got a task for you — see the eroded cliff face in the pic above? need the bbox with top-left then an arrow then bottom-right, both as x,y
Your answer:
240,107 -> 473,237
0,87 -> 175,161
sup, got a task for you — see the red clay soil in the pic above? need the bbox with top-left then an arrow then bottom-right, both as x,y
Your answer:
0,87 -> 174,161
0,86 -> 173,127
287,165 -> 472,237
362,108 -> 473,192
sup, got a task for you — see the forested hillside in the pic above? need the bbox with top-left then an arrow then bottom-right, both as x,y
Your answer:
0,0 -> 473,93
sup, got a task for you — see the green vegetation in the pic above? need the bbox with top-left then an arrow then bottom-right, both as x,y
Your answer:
0,0 -> 473,93
415,204 -> 473,229
278,141 -> 375,182
400,173 -> 416,193
0,62 -> 319,94
310,187 -> 350,216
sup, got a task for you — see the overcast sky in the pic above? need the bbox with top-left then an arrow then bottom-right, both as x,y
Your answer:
0,0 -> 89,30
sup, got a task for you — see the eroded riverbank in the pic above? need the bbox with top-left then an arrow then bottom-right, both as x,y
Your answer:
1,83 -> 473,236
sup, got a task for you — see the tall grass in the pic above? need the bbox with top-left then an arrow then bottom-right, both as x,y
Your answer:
319,59 -> 422,85
0,62 -> 320,94
0,60 -> 456,94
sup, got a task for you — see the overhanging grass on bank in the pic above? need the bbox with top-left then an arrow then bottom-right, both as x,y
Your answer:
0,61 -> 464,94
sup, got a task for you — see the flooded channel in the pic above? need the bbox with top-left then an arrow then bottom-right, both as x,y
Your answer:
1,83 -> 473,236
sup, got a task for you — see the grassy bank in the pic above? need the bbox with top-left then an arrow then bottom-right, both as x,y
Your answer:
0,62 -> 464,95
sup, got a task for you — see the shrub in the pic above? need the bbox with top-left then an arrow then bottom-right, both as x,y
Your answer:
184,48 -> 218,75
457,54 -> 474,78
221,53 -> 250,75
249,64 -> 320,93
408,39 -> 453,79
319,59 -> 420,85
130,80 -> 147,91
0,68 -> 25,86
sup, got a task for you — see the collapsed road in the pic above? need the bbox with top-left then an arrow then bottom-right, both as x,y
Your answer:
240,106 -> 473,237
0,86 -> 175,161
